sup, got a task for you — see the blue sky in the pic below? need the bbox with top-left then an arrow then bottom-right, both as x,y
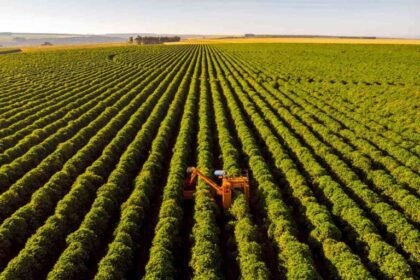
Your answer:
1,0 -> 419,38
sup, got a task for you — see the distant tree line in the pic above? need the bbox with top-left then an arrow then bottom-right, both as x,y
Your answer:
128,36 -> 181,45
242,34 -> 377,39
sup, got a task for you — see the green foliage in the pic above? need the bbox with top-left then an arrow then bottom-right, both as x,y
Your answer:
0,43 -> 418,279
190,50 -> 222,279
144,49 -> 201,279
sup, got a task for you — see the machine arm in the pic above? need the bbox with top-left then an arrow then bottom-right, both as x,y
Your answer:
185,166 -> 250,209
187,167 -> 222,194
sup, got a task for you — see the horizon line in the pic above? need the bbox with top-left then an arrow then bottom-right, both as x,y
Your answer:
2,31 -> 419,40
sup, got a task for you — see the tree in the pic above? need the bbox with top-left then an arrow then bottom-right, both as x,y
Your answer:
134,36 -> 142,45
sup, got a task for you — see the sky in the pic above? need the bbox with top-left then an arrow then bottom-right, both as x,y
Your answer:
0,0 -> 419,38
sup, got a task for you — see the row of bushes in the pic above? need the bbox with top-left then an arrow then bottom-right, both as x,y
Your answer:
0,47 -> 175,151
216,48 -> 414,278
223,48 -> 420,268
93,47 -> 199,279
278,83 -> 420,196
0,64 -> 106,126
0,65 -> 139,161
0,61 -> 166,216
0,46 -> 182,160
208,48 -> 269,280
222,43 -> 419,143
0,47 -> 109,105
291,86 -> 420,194
0,81 -> 139,192
143,49 -> 201,279
300,87 -> 418,151
190,49 -> 222,279
262,83 -> 420,263
208,46 -> 319,279
311,89 -> 420,172
45,47 -> 198,280
215,48 -> 373,279
0,44 -> 181,137
0,46 -> 193,273
0,46 -> 198,279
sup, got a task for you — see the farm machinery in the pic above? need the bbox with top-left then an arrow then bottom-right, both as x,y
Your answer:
183,167 -> 250,209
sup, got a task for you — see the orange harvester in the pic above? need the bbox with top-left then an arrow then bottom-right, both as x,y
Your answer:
183,167 -> 250,209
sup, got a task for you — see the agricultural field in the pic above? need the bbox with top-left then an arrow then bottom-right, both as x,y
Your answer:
173,37 -> 420,45
0,48 -> 21,55
0,43 -> 419,280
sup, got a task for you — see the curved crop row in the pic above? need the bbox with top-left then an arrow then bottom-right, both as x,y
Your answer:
207,46 -> 318,279
207,48 -> 269,279
143,49 -> 201,279
0,62 -> 105,114
299,88 -> 418,150
0,46 -> 178,130
0,64 -> 124,130
263,84 -> 420,260
0,52 -> 175,193
210,47 -> 414,278
0,46 -> 148,108
0,47 -> 196,279
0,47 -> 181,161
0,48 -> 180,152
217,49 -> 420,263
0,68 -> 165,213
0,46 -> 195,273
223,44 -> 420,144
44,46 -> 199,280
92,47 -> 200,280
212,47 -> 374,279
190,48 -> 222,280
299,89 -> 420,172
0,67 -> 138,157
286,87 -> 420,194
264,82 -> 420,196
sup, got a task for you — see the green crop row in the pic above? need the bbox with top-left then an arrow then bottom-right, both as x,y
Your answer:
143,48 -> 201,279
220,47 -> 420,267
207,47 -> 269,280
0,47 -> 179,152
0,45 -> 192,273
93,47 -> 199,280
0,43 -> 418,279
212,46 -> 415,278
208,46 -> 319,279
213,47 -> 374,279
45,47 -> 198,280
190,48 -> 222,280
0,47 -> 196,279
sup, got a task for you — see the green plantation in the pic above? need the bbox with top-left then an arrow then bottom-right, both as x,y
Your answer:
0,43 -> 419,279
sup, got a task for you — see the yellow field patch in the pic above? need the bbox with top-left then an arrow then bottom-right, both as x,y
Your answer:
20,42 -> 131,52
168,37 -> 420,45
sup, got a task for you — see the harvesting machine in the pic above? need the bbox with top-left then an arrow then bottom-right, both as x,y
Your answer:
183,167 -> 250,209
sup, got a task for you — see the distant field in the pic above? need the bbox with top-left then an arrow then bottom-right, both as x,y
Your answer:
170,36 -> 420,45
0,43 -> 419,279
20,42 -> 130,52
0,33 -> 125,47
0,33 -> 75,42
0,48 -> 21,55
